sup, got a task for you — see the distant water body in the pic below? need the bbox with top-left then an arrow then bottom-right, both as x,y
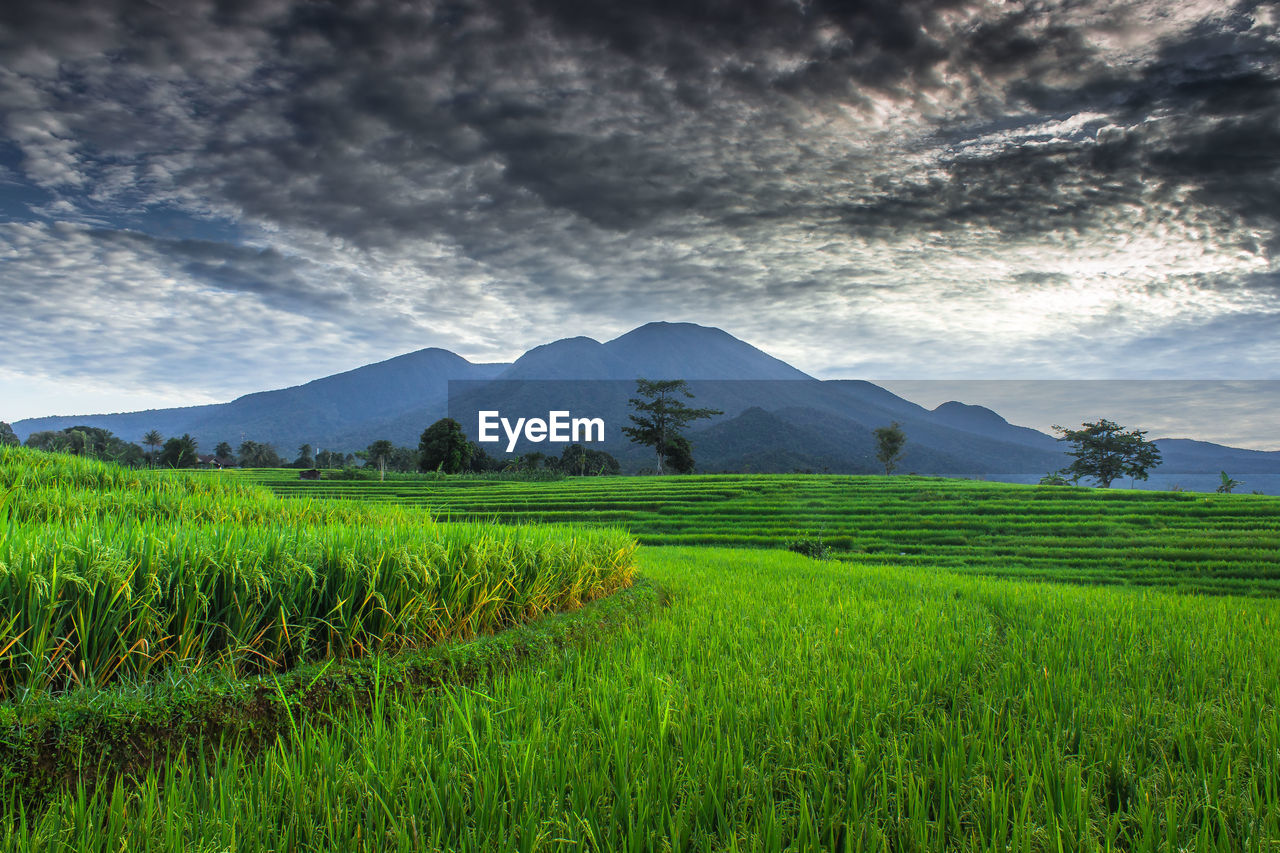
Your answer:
978,473 -> 1280,496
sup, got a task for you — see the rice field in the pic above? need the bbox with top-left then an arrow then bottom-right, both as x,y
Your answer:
0,448 -> 636,696
6,547 -> 1279,851
5,455 -> 1280,850
242,470 -> 1280,595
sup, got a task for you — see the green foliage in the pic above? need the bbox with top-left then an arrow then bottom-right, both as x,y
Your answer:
560,443 -> 621,476
7,547 -> 1279,850
1217,471 -> 1243,494
23,426 -> 144,467
0,422 -> 17,447
142,430 -> 164,450
315,448 -> 353,469
418,418 -> 473,474
0,446 -> 637,698
874,421 -> 906,475
236,440 -> 283,468
0,579 -> 665,803
1038,469 -> 1074,486
622,378 -> 722,474
247,471 -> 1280,596
784,531 -> 832,560
1054,418 -> 1162,488
661,434 -> 695,474
294,443 -> 315,469
158,433 -> 198,468
213,441 -> 234,460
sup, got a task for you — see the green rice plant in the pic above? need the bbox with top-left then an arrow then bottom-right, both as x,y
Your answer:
5,546 -> 1278,851
243,468 -> 1280,595
0,448 -> 636,697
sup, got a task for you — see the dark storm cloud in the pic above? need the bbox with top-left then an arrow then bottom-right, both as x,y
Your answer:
84,229 -> 354,311
1,0 -> 1278,439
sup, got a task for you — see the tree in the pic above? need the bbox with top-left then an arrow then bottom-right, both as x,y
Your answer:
65,425 -> 115,457
0,422 -> 19,447
1053,418 -> 1162,488
158,434 -> 199,468
142,430 -> 164,465
418,418 -> 472,474
316,448 -> 352,469
874,422 -> 906,475
560,443 -> 620,476
365,439 -> 395,480
237,440 -> 283,468
662,434 -> 695,474
26,430 -> 75,453
1217,471 -> 1243,494
295,443 -> 315,468
24,426 -> 142,466
214,441 -> 235,461
622,379 -> 721,474
467,442 -> 500,473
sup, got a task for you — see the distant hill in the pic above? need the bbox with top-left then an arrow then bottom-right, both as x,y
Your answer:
14,348 -> 505,453
12,321 -> 1280,481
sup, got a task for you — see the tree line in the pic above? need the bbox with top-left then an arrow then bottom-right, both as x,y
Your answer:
2,386 -> 1240,489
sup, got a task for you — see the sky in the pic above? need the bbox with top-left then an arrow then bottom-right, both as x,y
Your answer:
1,0 -> 1278,445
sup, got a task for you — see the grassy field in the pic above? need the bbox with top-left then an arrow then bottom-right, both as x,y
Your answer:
4,459 -> 1280,850
0,448 -> 635,696
6,546 -> 1279,851
240,470 -> 1280,595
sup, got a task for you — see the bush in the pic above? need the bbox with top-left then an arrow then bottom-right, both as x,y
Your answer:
785,533 -> 832,560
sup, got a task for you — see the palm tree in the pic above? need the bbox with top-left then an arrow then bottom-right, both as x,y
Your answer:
142,430 -> 164,467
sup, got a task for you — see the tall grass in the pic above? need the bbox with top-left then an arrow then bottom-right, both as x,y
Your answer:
6,547 -> 1278,851
0,448 -> 636,697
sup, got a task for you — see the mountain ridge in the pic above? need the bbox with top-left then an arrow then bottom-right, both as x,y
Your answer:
11,322 -> 1278,483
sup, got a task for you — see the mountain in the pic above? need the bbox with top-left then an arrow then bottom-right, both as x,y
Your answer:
1152,439 -> 1280,474
495,322 -> 812,381
928,401 -> 1060,451
600,322 -> 811,380
11,321 -> 1279,485
14,348 -> 506,453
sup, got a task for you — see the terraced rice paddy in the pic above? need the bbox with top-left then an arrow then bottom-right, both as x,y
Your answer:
7,547 -> 1280,851
5,456 -> 1280,851
0,448 -> 635,696
243,471 -> 1280,595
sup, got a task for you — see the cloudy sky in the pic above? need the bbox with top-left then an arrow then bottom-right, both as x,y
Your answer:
1,0 -> 1278,444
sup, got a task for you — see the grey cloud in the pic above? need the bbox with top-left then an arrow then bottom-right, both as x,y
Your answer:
0,0 -> 1278,440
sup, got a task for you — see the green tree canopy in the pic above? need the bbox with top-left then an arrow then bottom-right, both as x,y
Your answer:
1053,419 -> 1162,488
661,434 -> 695,474
0,422 -> 18,447
364,439 -> 395,480
25,426 -> 143,466
24,430 -> 74,454
237,440 -> 283,468
622,379 -> 721,474
295,443 -> 315,468
418,418 -> 472,474
214,441 -> 235,460
560,443 -> 621,476
142,429 -> 164,452
874,422 -> 907,475
158,434 -> 199,468
316,448 -> 352,469
1216,471 -> 1243,494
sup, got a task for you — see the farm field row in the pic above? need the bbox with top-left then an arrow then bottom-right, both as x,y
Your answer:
9,546 -> 1279,851
0,448 -> 636,696
238,471 -> 1280,595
